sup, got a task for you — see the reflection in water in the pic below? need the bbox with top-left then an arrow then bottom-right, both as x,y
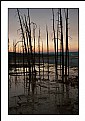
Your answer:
8,65 -> 78,114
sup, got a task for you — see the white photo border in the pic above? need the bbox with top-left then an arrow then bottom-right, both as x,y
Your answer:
1,1 -> 85,121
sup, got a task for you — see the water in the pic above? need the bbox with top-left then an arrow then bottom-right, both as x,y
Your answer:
9,52 -> 79,67
37,52 -> 79,67
8,63 -> 79,114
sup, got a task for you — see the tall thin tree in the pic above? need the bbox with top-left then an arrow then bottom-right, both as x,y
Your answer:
42,41 -> 44,80
46,25 -> 49,80
60,8 -> 64,81
32,22 -> 37,72
52,9 -> 57,76
38,27 -> 40,78
17,9 -> 31,91
65,8 -> 68,80
56,9 -> 59,78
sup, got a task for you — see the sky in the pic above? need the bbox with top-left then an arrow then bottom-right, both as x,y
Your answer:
8,8 -> 78,52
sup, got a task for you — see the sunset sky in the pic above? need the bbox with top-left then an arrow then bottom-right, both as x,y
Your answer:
8,8 -> 78,52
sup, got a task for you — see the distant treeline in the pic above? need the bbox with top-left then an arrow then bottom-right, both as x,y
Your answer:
8,51 -> 78,63
8,51 -> 78,57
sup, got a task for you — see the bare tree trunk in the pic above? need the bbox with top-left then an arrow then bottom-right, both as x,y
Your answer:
46,25 -> 49,80
60,42 -> 61,75
23,46 -> 25,73
17,9 -> 27,54
28,9 -> 34,91
52,9 -> 57,76
32,23 -> 37,72
14,40 -> 16,71
65,8 -> 69,81
42,41 -> 44,80
60,8 -> 64,82
34,26 -> 35,72
68,47 -> 69,76
18,45 -> 19,71
13,40 -> 14,64
17,9 -> 31,91
57,10 -> 59,78
65,8 -> 68,80
38,27 -> 40,78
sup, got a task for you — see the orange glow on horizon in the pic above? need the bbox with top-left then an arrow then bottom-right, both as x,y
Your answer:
9,47 -> 78,53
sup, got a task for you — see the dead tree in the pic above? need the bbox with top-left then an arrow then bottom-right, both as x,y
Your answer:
17,9 -> 31,91
8,35 -> 9,52
32,22 -> 37,72
42,41 -> 44,79
56,9 -> 59,77
59,47 -> 62,76
18,44 -> 19,71
28,9 -> 34,74
65,8 -> 68,79
13,40 -> 15,65
38,27 -> 40,78
27,9 -> 35,90
60,8 -> 64,81
67,9 -> 69,77
14,40 -> 16,71
33,24 -> 36,72
46,25 -> 49,80
8,9 -> 9,52
65,8 -> 69,81
52,9 -> 57,76
68,47 -> 69,77
22,12 -> 31,82
17,9 -> 27,55
22,45 -> 25,74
